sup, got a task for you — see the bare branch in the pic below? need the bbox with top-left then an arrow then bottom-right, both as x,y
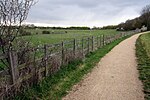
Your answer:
0,0 -> 36,68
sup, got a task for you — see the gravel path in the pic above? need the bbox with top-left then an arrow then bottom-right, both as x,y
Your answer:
63,32 -> 148,100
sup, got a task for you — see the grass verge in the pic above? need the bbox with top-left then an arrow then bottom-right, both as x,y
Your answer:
136,33 -> 150,100
15,35 -> 132,100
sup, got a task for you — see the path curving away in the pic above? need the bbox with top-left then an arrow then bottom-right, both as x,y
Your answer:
63,32 -> 149,100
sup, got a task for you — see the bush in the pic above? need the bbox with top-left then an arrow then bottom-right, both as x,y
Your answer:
53,31 -> 67,34
36,32 -> 38,35
19,28 -> 32,36
42,31 -> 50,34
21,31 -> 32,36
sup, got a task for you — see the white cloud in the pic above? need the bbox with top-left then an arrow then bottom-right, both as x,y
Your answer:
26,0 -> 149,27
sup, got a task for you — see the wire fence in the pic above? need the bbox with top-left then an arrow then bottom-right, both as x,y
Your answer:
0,31 -> 137,99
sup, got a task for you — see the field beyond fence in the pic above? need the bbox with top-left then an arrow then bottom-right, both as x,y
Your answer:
0,31 -> 137,99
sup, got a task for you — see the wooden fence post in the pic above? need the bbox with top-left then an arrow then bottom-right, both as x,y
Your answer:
107,35 -> 110,44
113,34 -> 115,41
115,34 -> 117,40
111,35 -> 113,42
82,38 -> 84,56
73,39 -> 76,57
103,35 -> 105,46
9,49 -> 19,84
88,37 -> 90,53
116,34 -> 118,40
117,34 -> 119,39
112,34 -> 114,41
101,35 -> 103,47
92,36 -> 94,51
108,35 -> 109,43
97,36 -> 99,48
106,35 -> 108,44
44,44 -> 48,77
107,35 -> 109,44
120,33 -> 122,38
99,35 -> 101,48
108,35 -> 110,44
110,35 -> 113,43
123,33 -> 125,37
62,41 -> 64,65
121,33 -> 123,38
109,35 -> 111,43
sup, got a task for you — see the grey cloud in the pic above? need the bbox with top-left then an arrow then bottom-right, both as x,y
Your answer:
46,0 -> 102,8
27,0 -> 149,27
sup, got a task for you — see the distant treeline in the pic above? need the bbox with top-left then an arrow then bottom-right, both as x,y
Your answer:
23,25 -> 91,30
101,25 -> 118,29
118,17 -> 146,31
23,25 -> 118,30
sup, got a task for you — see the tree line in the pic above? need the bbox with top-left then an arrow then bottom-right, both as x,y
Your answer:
118,4 -> 150,31
23,25 -> 91,30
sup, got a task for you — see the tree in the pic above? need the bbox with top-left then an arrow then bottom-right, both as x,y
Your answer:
117,5 -> 150,31
0,0 -> 35,69
141,4 -> 150,30
117,17 -> 143,31
133,18 -> 142,29
101,25 -> 117,29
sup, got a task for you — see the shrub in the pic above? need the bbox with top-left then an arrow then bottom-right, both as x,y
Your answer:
42,31 -> 50,34
36,32 -> 38,35
21,31 -> 32,36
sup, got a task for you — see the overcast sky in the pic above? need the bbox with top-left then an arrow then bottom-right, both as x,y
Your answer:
26,0 -> 149,27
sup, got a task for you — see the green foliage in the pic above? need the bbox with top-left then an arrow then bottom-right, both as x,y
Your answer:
136,33 -> 150,100
22,31 -> 32,36
141,4 -> 150,30
42,30 -> 50,34
118,4 -> 150,31
118,18 -> 143,31
101,25 -> 118,29
66,26 -> 90,30
20,28 -> 32,36
15,35 -> 130,100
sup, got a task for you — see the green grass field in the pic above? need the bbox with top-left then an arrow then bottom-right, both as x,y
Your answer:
24,29 -> 119,45
0,29 -> 119,70
136,33 -> 150,100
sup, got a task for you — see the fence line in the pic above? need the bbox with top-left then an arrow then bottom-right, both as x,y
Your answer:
0,31 -> 136,99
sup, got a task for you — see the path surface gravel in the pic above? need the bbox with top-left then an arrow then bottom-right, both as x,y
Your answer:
63,32 -> 148,100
